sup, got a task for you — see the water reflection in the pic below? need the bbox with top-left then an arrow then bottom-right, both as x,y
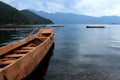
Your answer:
0,31 -> 17,46
0,28 -> 40,46
44,24 -> 120,80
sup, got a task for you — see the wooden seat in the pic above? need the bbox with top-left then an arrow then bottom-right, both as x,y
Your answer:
0,59 -> 8,61
21,47 -> 35,50
14,50 -> 32,53
5,54 -> 26,58
0,60 -> 16,65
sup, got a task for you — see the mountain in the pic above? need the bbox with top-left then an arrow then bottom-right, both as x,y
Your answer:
32,10 -> 120,24
0,1 -> 53,25
99,16 -> 120,24
21,10 -> 53,24
0,1 -> 30,25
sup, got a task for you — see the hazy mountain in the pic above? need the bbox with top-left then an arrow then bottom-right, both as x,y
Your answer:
32,10 -> 120,24
21,10 -> 53,24
99,16 -> 120,24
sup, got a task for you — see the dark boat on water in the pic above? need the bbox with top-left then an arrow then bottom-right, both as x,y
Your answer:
52,25 -> 64,27
86,26 -> 105,28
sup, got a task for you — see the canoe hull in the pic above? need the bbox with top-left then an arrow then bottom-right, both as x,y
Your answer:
0,28 -> 54,80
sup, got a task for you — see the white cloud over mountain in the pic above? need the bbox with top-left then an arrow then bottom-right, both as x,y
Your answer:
1,0 -> 120,17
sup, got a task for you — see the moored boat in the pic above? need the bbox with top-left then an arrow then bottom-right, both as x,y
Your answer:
0,28 -> 54,80
86,26 -> 105,28
52,25 -> 64,27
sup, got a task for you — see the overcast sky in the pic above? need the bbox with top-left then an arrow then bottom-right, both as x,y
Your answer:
1,0 -> 120,17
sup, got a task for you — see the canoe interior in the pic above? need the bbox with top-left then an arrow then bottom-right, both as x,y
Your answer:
0,28 -> 54,69
0,38 -> 43,68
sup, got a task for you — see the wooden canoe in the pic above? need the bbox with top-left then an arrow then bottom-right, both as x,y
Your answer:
0,28 -> 54,80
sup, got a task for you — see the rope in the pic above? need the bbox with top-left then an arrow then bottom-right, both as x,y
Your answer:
28,26 -> 39,37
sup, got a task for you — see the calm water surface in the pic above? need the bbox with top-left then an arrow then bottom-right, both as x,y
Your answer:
1,24 -> 120,80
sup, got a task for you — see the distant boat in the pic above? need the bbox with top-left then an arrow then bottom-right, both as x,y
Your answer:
52,25 -> 64,27
86,26 -> 105,28
0,28 -> 54,80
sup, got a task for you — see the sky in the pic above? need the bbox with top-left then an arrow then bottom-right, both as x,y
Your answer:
1,0 -> 120,17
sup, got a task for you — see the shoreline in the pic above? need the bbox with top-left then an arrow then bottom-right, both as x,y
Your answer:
0,25 -> 46,31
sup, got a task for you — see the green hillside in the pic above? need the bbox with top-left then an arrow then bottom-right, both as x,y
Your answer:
0,1 -> 30,25
21,10 -> 53,24
0,1 -> 53,25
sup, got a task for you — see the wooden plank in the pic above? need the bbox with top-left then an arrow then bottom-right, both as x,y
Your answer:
21,47 -> 35,50
0,60 -> 16,65
0,59 -> 8,61
14,50 -> 32,53
5,54 -> 26,58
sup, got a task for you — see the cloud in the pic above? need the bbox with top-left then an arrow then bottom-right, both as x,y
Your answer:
1,0 -> 120,16
43,2 -> 71,13
73,0 -> 120,16
1,0 -> 14,3
1,0 -> 70,13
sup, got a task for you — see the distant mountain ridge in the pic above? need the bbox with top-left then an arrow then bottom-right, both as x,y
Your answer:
0,1 -> 53,25
21,10 -> 53,24
32,10 -> 120,24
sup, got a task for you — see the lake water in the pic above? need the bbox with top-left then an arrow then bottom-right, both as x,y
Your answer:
1,24 -> 120,80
